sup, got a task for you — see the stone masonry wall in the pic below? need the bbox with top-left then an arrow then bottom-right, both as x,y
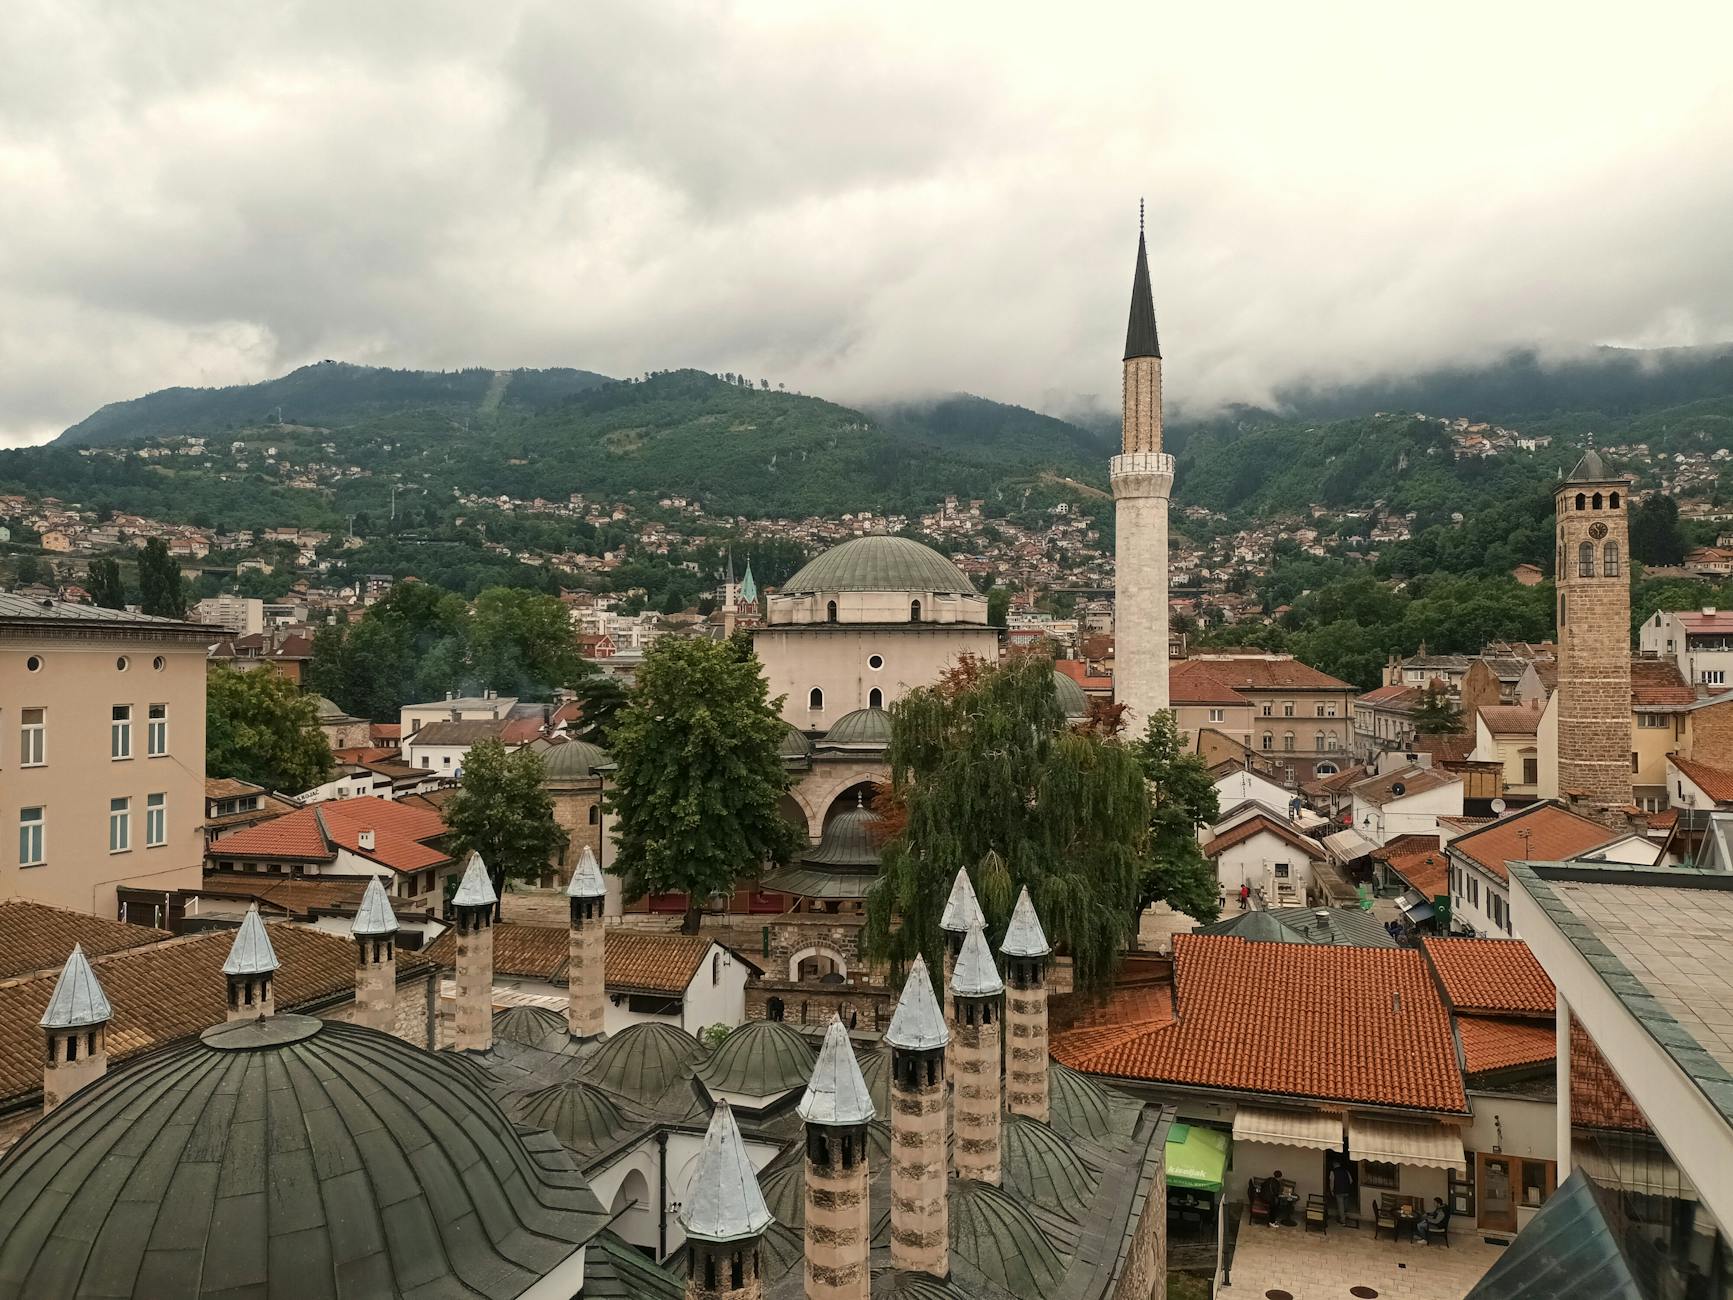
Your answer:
1555,485 -> 1633,822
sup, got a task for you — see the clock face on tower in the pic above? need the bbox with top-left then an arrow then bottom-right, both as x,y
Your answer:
1588,521 -> 1608,540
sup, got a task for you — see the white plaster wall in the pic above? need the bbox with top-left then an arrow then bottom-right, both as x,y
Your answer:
1211,830 -> 1316,900
1214,770 -> 1296,812
1354,782 -> 1464,845
403,741 -> 469,775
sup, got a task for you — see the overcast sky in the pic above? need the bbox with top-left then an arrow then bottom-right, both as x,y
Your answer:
3,2 -> 1731,444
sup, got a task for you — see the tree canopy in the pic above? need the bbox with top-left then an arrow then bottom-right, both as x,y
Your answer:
863,654 -> 1152,994
605,635 -> 802,932
205,666 -> 334,793
137,538 -> 188,619
1132,712 -> 1222,922
443,739 -> 567,916
86,557 -> 126,610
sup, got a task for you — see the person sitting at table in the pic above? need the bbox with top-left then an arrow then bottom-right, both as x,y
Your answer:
1262,1171 -> 1295,1227
1415,1197 -> 1450,1244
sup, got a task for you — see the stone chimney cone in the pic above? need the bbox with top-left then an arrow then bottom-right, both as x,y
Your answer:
938,866 -> 984,1165
223,905 -> 279,1022
884,955 -> 949,1278
452,851 -> 498,1052
351,876 -> 400,1035
950,923 -> 1005,1185
798,1016 -> 875,1300
679,1101 -> 774,1300
40,945 -> 112,1114
565,845 -> 607,1038
1001,886 -> 1053,1122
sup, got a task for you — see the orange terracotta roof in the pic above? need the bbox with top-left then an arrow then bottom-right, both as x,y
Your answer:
1357,684 -> 1420,708
1060,935 -> 1467,1113
1187,656 -> 1355,693
1458,1016 -> 1556,1074
1570,1020 -> 1647,1132
1448,803 -> 1616,882
1351,766 -> 1459,807
424,922 -> 729,995
1374,834 -> 1441,861
1423,937 -> 1555,1015
1630,658 -> 1694,707
1051,983 -> 1175,1062
1388,848 -> 1449,900
195,873 -> 373,916
207,796 -> 450,874
1478,704 -> 1542,736
204,777 -> 267,799
1672,755 -> 1733,804
370,723 -> 403,743
0,900 -> 170,981
1412,732 -> 1477,765
1201,814 -> 1325,861
1169,660 -> 1252,706
0,924 -> 435,1107
1646,808 -> 1678,830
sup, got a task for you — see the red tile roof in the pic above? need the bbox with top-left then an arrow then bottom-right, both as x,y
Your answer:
1350,765 -> 1459,807
1169,660 -> 1252,706
207,796 -> 450,875
1672,755 -> 1733,804
1201,814 -> 1325,862
1630,658 -> 1694,707
1385,846 -> 1449,900
1056,935 -> 1468,1113
0,901 -> 170,981
1448,803 -> 1616,882
1412,732 -> 1478,765
1422,937 -> 1555,1015
1187,655 -> 1355,693
1570,1020 -> 1647,1131
1478,704 -> 1542,736
423,922 -> 734,995
1051,983 -> 1174,1062
1677,611 -> 1733,634
1356,684 -> 1419,708
1458,1016 -> 1556,1074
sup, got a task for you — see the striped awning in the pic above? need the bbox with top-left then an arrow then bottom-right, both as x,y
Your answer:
1323,829 -> 1378,865
1575,1137 -> 1698,1201
1347,1115 -> 1466,1173
1233,1105 -> 1344,1153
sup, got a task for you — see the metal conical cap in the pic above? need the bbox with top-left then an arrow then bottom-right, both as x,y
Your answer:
222,905 -> 280,976
798,1016 -> 876,1125
950,923 -> 1004,997
352,876 -> 399,937
1000,886 -> 1052,958
940,868 -> 985,933
885,955 -> 949,1051
679,1101 -> 774,1243
39,945 -> 112,1029
452,850 -> 497,907
566,845 -> 606,899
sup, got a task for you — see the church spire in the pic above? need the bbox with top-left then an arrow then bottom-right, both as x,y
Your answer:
1123,211 -> 1161,362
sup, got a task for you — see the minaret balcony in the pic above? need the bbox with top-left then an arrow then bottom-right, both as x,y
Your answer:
1109,451 -> 1174,498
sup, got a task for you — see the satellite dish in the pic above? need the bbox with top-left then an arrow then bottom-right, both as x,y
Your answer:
1491,797 -> 1508,814
1391,781 -> 1406,798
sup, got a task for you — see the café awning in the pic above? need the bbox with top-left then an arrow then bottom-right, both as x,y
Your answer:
1323,829 -> 1377,865
1166,1123 -> 1231,1193
1347,1115 -> 1466,1173
1233,1105 -> 1343,1153
1396,889 -> 1436,923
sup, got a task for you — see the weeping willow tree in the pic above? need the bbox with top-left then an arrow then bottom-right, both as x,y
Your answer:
864,654 -> 1151,993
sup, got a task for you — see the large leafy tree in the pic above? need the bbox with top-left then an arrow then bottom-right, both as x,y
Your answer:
1132,712 -> 1222,922
607,635 -> 802,933
1629,494 -> 1688,567
137,538 -> 188,619
571,673 -> 629,746
1411,682 -> 1465,734
863,654 -> 1150,994
206,665 -> 335,793
87,557 -> 127,610
443,740 -> 567,917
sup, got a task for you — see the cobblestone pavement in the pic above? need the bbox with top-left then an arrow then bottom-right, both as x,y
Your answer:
1219,1209 -> 1506,1300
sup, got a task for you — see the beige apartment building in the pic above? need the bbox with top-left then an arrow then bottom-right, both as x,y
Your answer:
0,596 -> 212,917
1186,651 -> 1357,783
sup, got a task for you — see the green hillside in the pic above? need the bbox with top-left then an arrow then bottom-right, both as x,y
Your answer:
54,362 -> 613,447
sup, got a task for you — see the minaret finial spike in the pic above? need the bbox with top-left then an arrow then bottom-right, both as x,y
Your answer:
1139,197 -> 1144,235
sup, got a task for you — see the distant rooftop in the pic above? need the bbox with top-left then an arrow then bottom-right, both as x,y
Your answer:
0,591 -> 219,633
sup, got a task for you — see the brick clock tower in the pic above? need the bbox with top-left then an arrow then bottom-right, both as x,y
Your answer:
1554,447 -> 1633,824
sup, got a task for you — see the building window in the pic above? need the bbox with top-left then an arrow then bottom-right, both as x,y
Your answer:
1326,733 -> 1340,751
1637,713 -> 1668,728
1577,542 -> 1594,578
109,797 -> 131,853
910,600 -> 922,621
1283,702 -> 1295,717
1282,732 -> 1295,752
1523,757 -> 1539,784
712,952 -> 722,985
20,708 -> 45,766
1208,708 -> 1225,723
1314,703 -> 1326,717
1274,861 -> 1290,878
19,807 -> 44,866
1261,732 -> 1273,751
1559,593 -> 1567,626
809,687 -> 824,710
1631,752 -> 1640,774
1518,1159 -> 1557,1207
1326,702 -> 1339,717
826,600 -> 838,623
1603,541 -> 1620,577
1314,731 -> 1326,751
1592,492 -> 1603,509
146,793 -> 166,847
1361,1160 -> 1399,1190
588,805 -> 600,825
111,705 -> 132,760
1261,704 -> 1273,717
148,704 -> 168,756
1315,762 -> 1339,776
868,654 -> 884,670
868,687 -> 883,708
1575,492 -> 1586,511
1705,670 -> 1726,686
1609,491 -> 1620,510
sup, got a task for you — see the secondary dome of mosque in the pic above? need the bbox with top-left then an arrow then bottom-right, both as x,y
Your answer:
818,706 -> 893,749
1052,670 -> 1088,718
542,737 -> 610,780
0,1015 -> 608,1298
781,535 -> 977,596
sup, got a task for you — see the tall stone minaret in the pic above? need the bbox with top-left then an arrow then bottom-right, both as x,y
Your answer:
798,1016 -> 875,1300
1555,447 -> 1634,825
1111,210 -> 1172,732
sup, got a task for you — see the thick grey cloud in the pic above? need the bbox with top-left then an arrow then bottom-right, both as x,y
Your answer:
2,0 -> 1731,444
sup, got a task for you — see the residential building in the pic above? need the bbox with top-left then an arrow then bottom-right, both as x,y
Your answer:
1186,651 -> 1356,783
403,716 -> 520,775
1200,813 -> 1328,906
1469,702 -> 1548,805
191,595 -> 264,635
399,691 -> 520,736
1349,765 -> 1464,845
202,777 -> 300,847
1640,607 -> 1733,690
1170,659 -> 1255,751
1353,683 -> 1422,759
0,595 -> 213,916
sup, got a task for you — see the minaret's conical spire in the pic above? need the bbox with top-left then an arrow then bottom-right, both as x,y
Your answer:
40,945 -> 111,1030
680,1101 -> 774,1242
1124,214 -> 1161,362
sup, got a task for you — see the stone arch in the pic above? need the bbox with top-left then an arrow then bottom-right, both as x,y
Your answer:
868,686 -> 883,709
789,944 -> 848,981
1610,490 -> 1621,509
778,790 -> 815,842
1592,491 -> 1604,509
792,762 -> 890,841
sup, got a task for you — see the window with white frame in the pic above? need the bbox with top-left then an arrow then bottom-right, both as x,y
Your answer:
148,704 -> 168,756
1208,708 -> 1225,723
20,708 -> 44,766
111,705 -> 132,759
1282,702 -> 1295,717
19,807 -> 44,866
146,793 -> 166,847
109,797 -> 131,852
1705,670 -> 1726,686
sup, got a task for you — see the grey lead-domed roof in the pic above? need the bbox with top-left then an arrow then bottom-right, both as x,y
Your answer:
0,1015 -> 607,1299
351,876 -> 399,936
581,1021 -> 708,1112
39,945 -> 111,1030
778,723 -> 812,760
1001,886 -> 1052,958
781,535 -> 977,596
694,1020 -> 818,1103
940,868 -> 986,934
949,1178 -> 1067,1296
543,738 -> 610,780
222,905 -> 279,976
951,924 -> 1004,998
800,799 -> 882,869
818,707 -> 892,750
1052,670 -> 1088,718
515,1079 -> 637,1154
